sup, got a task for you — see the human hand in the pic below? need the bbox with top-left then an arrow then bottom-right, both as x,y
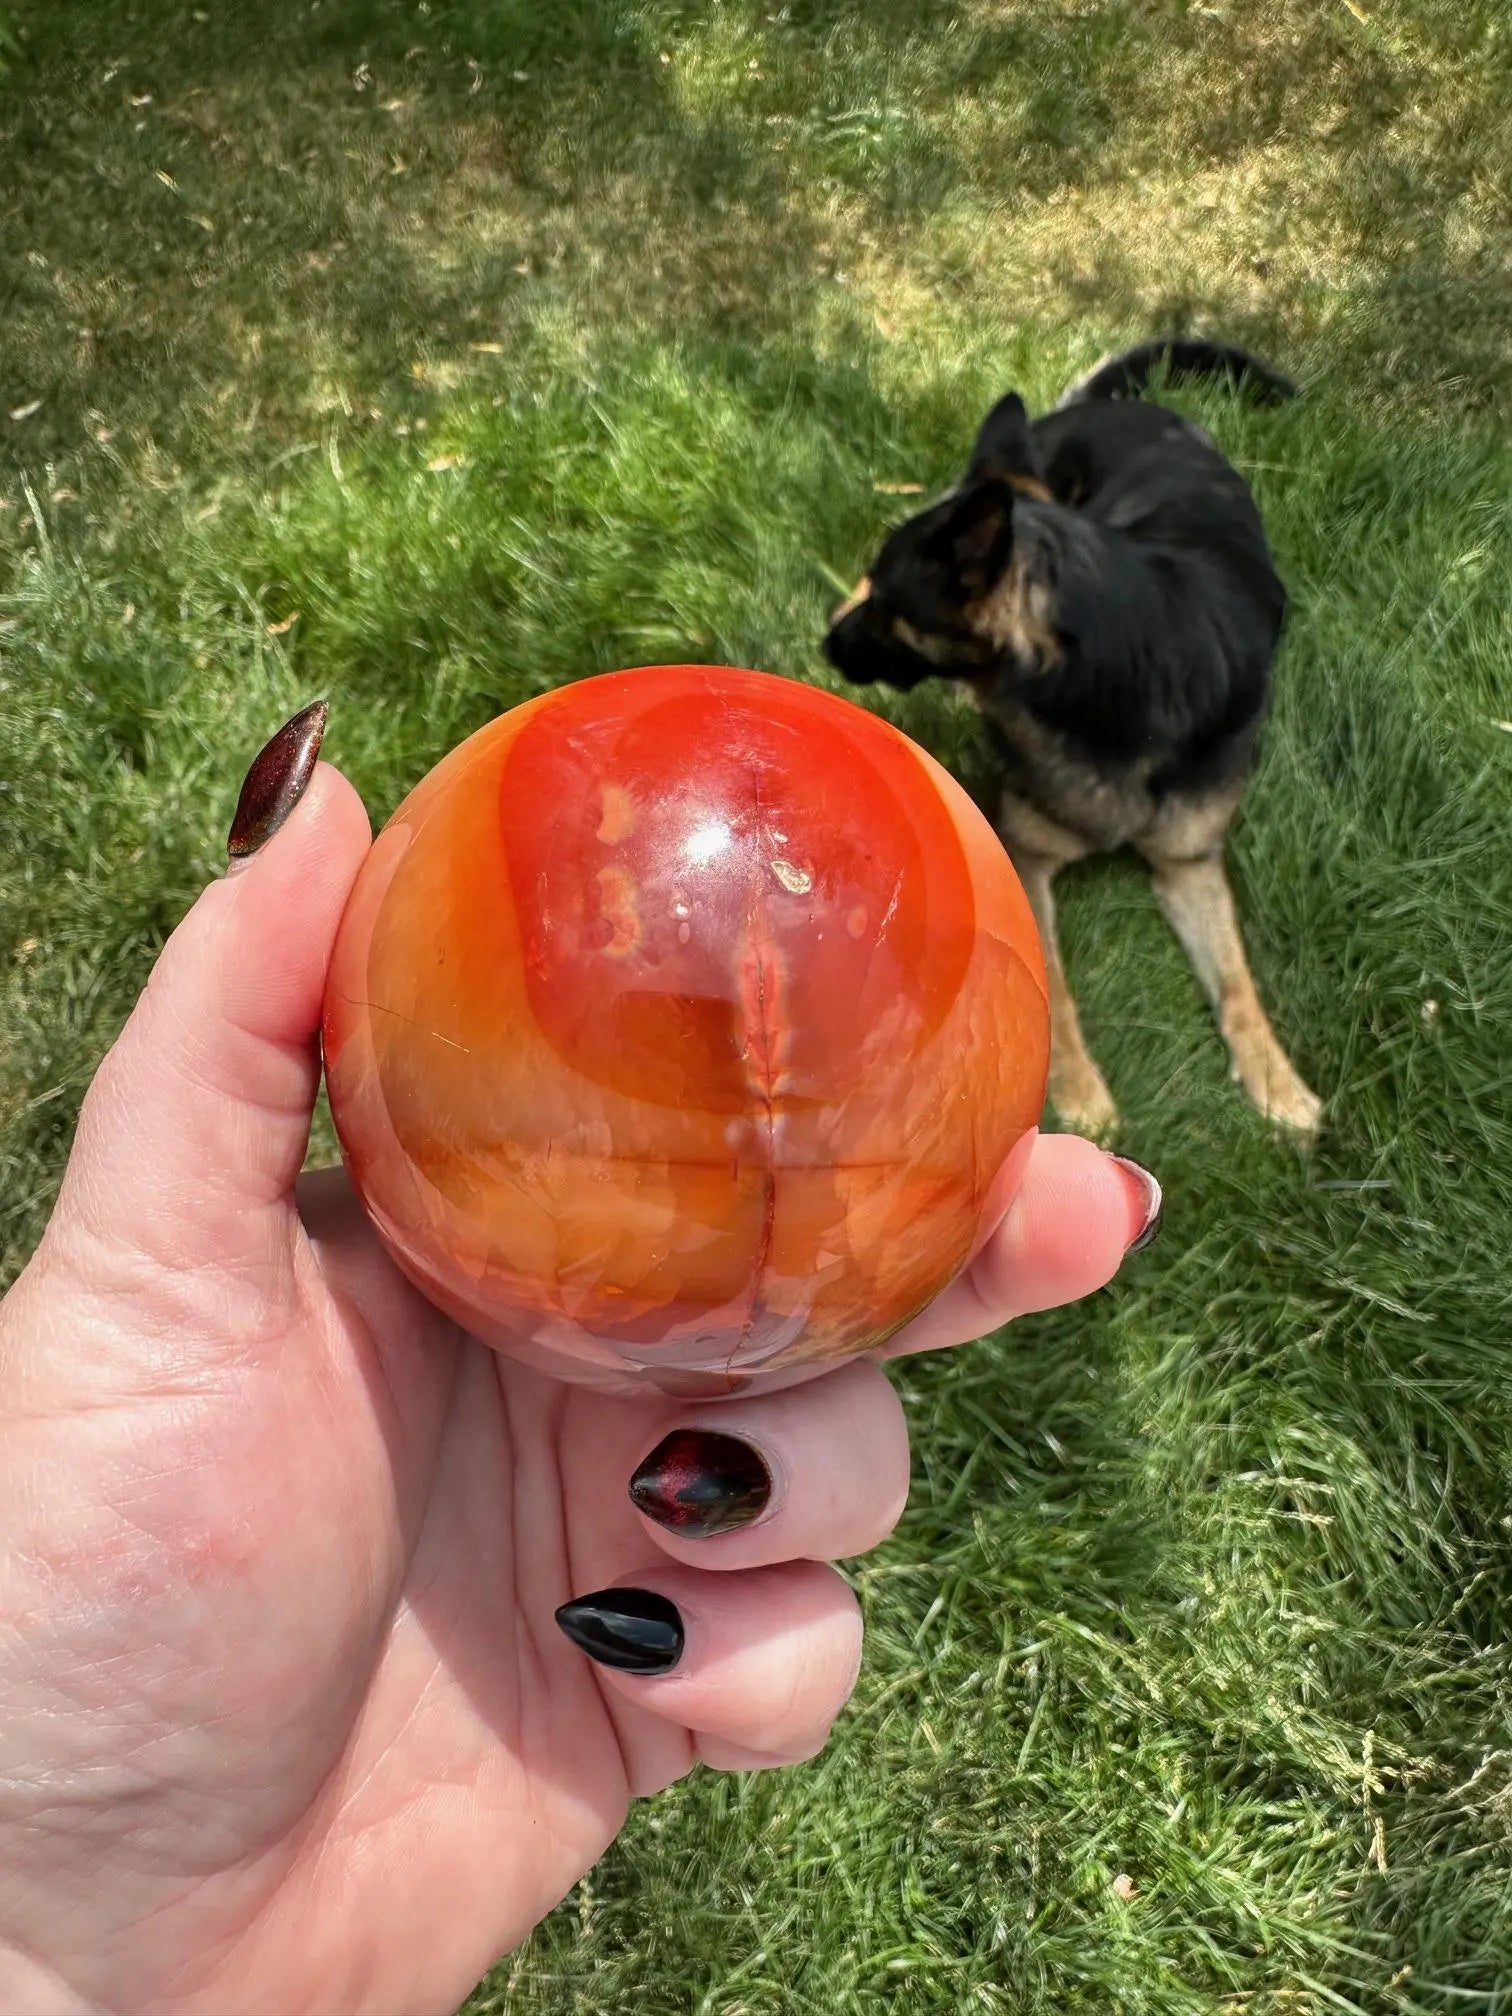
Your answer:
0,706 -> 1159,2016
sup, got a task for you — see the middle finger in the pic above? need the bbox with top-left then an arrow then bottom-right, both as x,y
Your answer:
625,1357 -> 911,1569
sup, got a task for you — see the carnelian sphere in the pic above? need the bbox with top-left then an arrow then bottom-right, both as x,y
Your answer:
322,665 -> 1049,1397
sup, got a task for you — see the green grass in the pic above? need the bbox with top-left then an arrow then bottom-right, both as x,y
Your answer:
4,1 -> 1512,2009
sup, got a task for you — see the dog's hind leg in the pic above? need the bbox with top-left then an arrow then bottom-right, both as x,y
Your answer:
1011,849 -> 1120,1140
1146,851 -> 1322,1135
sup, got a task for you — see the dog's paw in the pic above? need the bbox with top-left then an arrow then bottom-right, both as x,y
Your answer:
1266,1077 -> 1324,1137
1247,1059 -> 1323,1137
1049,1061 -> 1120,1141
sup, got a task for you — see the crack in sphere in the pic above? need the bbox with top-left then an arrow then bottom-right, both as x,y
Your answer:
321,665 -> 1051,1398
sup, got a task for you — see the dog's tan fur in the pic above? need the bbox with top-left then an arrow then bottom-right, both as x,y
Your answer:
971,567 -> 1064,672
828,594 -> 1320,1137
988,780 -> 1320,1138
822,345 -> 1324,1140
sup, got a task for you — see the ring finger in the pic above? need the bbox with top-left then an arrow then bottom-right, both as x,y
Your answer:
555,1558 -> 863,1770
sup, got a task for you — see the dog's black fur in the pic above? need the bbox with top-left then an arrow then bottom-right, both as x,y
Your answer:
823,337 -> 1321,1134
823,339 -> 1290,843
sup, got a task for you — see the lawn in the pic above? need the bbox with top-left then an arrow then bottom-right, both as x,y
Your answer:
3,1 -> 1512,2009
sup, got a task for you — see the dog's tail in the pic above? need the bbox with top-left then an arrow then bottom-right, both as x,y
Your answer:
1056,337 -> 1297,409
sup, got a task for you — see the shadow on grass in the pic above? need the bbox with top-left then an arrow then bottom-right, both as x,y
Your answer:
1,0 -> 816,463
2,0 -> 1509,496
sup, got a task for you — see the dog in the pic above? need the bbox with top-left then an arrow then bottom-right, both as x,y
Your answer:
822,337 -> 1322,1139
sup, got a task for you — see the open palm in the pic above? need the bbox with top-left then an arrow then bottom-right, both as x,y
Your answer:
0,762 -> 1148,2016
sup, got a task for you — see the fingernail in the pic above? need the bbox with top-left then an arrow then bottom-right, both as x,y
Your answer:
555,1588 -> 685,1675
1111,1156 -> 1163,1252
227,700 -> 329,862
630,1429 -> 773,1539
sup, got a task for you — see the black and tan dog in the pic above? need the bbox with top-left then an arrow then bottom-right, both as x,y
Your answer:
823,337 -> 1322,1138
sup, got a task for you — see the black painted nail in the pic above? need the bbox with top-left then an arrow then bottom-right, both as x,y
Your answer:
555,1588 -> 685,1675
1112,1157 -> 1163,1252
630,1429 -> 773,1539
227,700 -> 329,861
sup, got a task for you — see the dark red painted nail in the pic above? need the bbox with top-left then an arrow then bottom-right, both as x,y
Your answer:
1111,1157 -> 1163,1252
630,1428 -> 772,1539
227,700 -> 329,861
555,1588 -> 684,1674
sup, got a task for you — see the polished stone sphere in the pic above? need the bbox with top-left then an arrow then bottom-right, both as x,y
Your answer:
322,665 -> 1049,1396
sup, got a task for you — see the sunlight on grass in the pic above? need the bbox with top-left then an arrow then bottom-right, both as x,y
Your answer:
3,0 -> 1512,2009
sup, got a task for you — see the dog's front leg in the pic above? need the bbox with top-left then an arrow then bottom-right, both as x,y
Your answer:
1012,851 -> 1120,1140
1149,852 -> 1322,1135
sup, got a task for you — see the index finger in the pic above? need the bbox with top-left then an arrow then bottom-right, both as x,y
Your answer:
877,1133 -> 1159,1361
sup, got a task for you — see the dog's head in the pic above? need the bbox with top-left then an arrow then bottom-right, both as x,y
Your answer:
822,392 -> 1058,693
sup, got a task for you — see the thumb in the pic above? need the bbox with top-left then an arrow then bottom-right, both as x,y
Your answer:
47,704 -> 371,1292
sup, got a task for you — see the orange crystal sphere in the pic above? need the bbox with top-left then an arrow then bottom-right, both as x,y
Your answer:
322,665 -> 1049,1397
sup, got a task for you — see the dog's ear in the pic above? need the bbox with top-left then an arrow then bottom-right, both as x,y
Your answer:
924,478 -> 1016,595
967,391 -> 1044,486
